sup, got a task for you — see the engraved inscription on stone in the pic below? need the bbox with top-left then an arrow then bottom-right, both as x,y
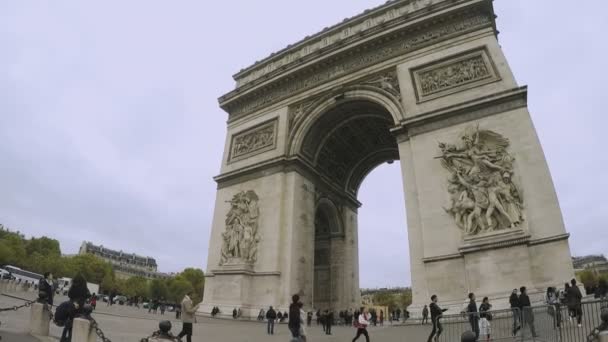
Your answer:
437,126 -> 524,236
229,119 -> 277,162
413,49 -> 499,101
219,190 -> 260,266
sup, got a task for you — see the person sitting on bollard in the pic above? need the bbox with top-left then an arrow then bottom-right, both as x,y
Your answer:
59,273 -> 91,342
38,272 -> 55,306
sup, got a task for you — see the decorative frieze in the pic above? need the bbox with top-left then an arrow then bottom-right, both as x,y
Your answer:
228,119 -> 277,162
224,10 -> 494,119
234,0 -> 448,88
412,48 -> 499,102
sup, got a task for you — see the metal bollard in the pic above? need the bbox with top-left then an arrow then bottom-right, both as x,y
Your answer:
29,303 -> 50,337
72,318 -> 96,342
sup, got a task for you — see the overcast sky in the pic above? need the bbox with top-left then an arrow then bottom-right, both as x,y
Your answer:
1,1 -> 606,289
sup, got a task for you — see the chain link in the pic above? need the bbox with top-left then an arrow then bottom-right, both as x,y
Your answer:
90,318 -> 112,342
0,299 -> 34,312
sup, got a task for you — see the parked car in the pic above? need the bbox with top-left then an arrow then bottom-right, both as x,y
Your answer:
143,302 -> 150,309
114,295 -> 127,305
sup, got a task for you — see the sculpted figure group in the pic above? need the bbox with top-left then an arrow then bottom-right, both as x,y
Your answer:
219,190 -> 261,265
438,126 -> 524,236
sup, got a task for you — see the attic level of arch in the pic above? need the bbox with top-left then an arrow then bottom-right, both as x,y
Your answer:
218,0 -> 496,120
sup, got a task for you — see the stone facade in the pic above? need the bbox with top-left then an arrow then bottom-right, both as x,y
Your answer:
79,241 -> 168,279
201,0 -> 574,318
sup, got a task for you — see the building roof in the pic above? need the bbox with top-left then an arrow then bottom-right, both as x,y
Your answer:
81,241 -> 158,267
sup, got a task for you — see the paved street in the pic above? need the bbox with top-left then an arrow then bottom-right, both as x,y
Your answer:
1,292 -> 433,341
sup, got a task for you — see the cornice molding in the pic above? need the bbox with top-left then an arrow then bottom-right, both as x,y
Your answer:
391,86 -> 528,140
220,2 -> 495,120
231,0 -> 495,88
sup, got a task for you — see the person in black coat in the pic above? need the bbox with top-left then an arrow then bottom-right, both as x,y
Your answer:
38,272 -> 55,306
60,273 -> 91,342
467,293 -> 480,339
509,288 -> 521,334
265,306 -> 277,335
519,286 -> 537,338
325,309 -> 333,335
427,295 -> 448,342
569,279 -> 583,326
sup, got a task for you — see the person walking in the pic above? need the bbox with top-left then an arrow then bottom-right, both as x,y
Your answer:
379,310 -> 384,326
307,311 -> 313,327
298,302 -> 308,341
569,279 -> 583,327
177,291 -> 200,342
38,272 -> 54,306
288,294 -> 302,340
352,307 -> 371,342
467,292 -> 480,339
509,288 -> 521,335
266,306 -> 277,335
519,286 -> 537,338
546,287 -> 562,328
427,295 -> 447,342
160,298 -> 166,315
90,293 -> 97,311
422,305 -> 429,324
479,297 -> 492,342
325,309 -> 333,335
232,307 -> 238,319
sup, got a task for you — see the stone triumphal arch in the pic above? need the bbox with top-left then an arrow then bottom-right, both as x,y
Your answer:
201,0 -> 574,317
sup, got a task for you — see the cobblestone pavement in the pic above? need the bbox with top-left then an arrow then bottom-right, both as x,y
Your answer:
2,292 -> 432,341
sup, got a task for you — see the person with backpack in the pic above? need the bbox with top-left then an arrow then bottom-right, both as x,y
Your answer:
479,297 -> 492,342
266,306 -> 277,335
59,273 -> 90,342
288,294 -> 302,340
352,306 -> 371,342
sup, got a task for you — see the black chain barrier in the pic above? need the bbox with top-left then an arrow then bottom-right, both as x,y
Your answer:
90,317 -> 112,342
0,299 -> 35,312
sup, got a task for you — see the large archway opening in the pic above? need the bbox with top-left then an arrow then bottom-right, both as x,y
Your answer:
300,98 -> 408,310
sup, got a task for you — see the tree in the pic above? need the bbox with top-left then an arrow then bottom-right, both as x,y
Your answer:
123,276 -> 148,298
149,279 -> 169,300
168,279 -> 194,303
577,269 -> 599,290
26,237 -> 61,258
64,254 -> 113,284
177,268 -> 205,302
373,291 -> 397,311
396,289 -> 412,309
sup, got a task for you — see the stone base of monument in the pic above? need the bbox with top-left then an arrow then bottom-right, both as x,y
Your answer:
200,258 -> 281,320
29,303 -> 50,337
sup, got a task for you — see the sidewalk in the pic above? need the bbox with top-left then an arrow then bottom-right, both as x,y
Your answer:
0,331 -> 40,341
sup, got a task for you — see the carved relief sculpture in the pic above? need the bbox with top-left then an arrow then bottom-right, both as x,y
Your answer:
364,72 -> 402,100
412,49 -> 500,102
219,190 -> 261,265
437,126 -> 524,236
229,120 -> 277,162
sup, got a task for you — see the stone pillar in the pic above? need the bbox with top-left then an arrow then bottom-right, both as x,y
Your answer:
72,318 -> 96,342
29,302 -> 50,336
0,279 -> 6,292
599,331 -> 608,342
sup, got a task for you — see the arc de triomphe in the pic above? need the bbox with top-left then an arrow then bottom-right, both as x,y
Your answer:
201,0 -> 574,317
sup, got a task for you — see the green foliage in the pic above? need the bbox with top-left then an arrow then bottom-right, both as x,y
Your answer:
577,269 -> 599,288
167,279 -> 194,303
123,276 -> 148,298
0,223 -> 204,303
149,279 -> 169,300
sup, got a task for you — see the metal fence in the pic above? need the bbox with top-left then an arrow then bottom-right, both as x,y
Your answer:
436,299 -> 608,342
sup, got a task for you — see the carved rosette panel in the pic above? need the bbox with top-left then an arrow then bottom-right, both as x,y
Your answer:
219,190 -> 261,266
412,48 -> 500,102
228,119 -> 277,162
437,126 -> 524,236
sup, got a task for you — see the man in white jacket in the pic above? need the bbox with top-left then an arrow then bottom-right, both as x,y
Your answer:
177,291 -> 200,342
352,307 -> 371,342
